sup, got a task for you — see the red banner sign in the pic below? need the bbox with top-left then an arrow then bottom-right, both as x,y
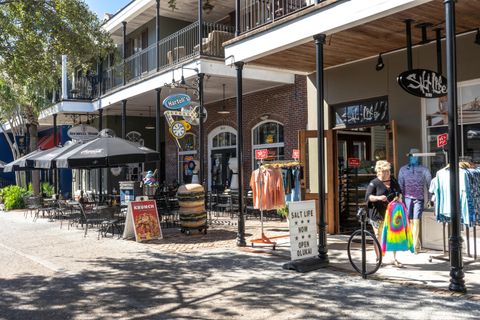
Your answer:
292,149 -> 300,159
437,133 -> 448,148
255,149 -> 268,160
348,158 -> 361,168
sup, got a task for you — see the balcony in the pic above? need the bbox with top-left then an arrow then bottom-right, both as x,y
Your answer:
239,0 -> 317,33
101,21 -> 234,95
51,76 -> 97,104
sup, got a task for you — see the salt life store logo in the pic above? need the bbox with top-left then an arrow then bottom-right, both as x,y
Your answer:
397,69 -> 447,98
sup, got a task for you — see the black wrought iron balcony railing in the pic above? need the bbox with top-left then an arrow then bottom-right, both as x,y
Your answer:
240,0 -> 317,33
50,76 -> 97,103
100,21 -> 234,95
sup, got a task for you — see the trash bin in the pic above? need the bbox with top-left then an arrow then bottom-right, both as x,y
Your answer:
177,184 -> 207,235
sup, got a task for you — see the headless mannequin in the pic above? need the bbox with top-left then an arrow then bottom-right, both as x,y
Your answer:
398,153 -> 432,254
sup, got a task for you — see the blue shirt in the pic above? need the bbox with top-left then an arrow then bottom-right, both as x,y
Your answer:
398,164 -> 432,200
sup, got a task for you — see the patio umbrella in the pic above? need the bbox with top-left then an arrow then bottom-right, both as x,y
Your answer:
56,136 -> 160,169
3,149 -> 44,172
28,141 -> 83,169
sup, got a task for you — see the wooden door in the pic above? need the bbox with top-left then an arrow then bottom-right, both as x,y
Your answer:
298,129 -> 336,234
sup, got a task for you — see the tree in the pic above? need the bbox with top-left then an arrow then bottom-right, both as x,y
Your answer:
0,0 -> 113,194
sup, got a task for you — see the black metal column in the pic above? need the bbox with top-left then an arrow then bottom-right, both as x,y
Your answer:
156,0 -> 160,72
405,19 -> 413,70
155,88 -> 162,174
122,21 -> 127,85
198,0 -> 203,55
444,0 -> 466,293
235,61 -> 246,247
122,99 -> 127,139
53,114 -> 58,195
435,28 -> 443,74
98,109 -> 103,198
314,34 -> 329,263
235,0 -> 241,36
198,73 -> 205,186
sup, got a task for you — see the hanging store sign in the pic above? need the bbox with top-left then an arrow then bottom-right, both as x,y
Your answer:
397,69 -> 447,98
292,149 -> 300,160
67,124 -> 99,141
288,201 -> 318,261
332,96 -> 389,129
163,94 -> 191,110
348,158 -> 361,168
255,149 -> 268,160
437,133 -> 448,148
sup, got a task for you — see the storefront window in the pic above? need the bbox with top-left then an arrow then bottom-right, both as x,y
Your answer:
179,133 -> 196,151
424,80 -> 480,175
252,121 -> 285,169
178,133 -> 197,184
213,132 -> 236,148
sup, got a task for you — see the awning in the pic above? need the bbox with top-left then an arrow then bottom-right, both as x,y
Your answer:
37,132 -> 61,150
29,141 -> 83,169
3,149 -> 43,172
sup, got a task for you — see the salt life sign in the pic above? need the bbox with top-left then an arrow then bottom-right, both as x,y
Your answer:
397,69 -> 447,98
288,200 -> 318,261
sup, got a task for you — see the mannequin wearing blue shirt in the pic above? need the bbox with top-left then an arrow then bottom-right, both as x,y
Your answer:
398,148 -> 432,254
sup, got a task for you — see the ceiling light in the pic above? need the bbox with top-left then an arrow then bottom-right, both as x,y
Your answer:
203,0 -> 214,14
218,84 -> 230,115
375,54 -> 384,71
145,106 -> 155,130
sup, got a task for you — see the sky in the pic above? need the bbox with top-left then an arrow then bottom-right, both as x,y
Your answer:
84,0 -> 132,18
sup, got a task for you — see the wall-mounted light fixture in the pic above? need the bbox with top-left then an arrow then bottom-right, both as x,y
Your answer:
375,54 -> 384,71
217,84 -> 230,114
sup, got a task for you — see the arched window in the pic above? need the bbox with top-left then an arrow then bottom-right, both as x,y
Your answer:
208,126 -> 237,192
212,131 -> 237,149
252,120 -> 285,168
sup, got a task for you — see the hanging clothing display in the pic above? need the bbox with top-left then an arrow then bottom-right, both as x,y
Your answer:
381,201 -> 414,254
250,167 -> 285,210
429,166 -> 480,226
282,166 -> 302,202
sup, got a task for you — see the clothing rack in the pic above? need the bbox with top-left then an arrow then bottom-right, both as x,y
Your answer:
429,163 -> 479,264
250,159 -> 297,249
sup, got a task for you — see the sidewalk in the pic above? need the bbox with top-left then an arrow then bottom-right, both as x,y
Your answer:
239,219 -> 480,298
4,209 -> 480,298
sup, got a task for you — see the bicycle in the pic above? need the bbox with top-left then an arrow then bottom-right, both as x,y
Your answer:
347,207 -> 382,278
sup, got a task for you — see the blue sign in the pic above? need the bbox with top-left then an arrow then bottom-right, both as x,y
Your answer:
163,94 -> 191,110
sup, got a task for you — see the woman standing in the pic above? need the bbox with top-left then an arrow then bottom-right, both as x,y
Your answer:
365,160 -> 403,267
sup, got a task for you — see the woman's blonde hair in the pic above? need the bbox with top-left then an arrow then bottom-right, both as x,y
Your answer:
375,160 -> 391,173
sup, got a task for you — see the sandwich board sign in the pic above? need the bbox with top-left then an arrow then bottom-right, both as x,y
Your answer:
123,199 -> 162,242
287,200 -> 318,261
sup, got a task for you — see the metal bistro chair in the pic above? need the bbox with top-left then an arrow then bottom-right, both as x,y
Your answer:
24,196 -> 42,219
77,203 -> 111,239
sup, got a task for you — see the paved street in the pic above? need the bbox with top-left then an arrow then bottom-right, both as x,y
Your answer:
1,211 -> 480,320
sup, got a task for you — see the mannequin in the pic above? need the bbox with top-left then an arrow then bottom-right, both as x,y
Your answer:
191,160 -> 200,184
228,157 -> 238,190
398,148 -> 432,254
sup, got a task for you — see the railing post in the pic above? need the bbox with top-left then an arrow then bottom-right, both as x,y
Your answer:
156,0 -> 160,72
122,21 -> 127,85
198,0 -> 203,56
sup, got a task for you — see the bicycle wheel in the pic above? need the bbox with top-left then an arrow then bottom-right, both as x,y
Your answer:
347,229 -> 382,275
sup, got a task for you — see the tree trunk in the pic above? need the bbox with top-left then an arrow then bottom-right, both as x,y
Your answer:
29,123 -> 40,196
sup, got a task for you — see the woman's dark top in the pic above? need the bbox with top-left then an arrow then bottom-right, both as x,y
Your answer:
365,177 -> 402,222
